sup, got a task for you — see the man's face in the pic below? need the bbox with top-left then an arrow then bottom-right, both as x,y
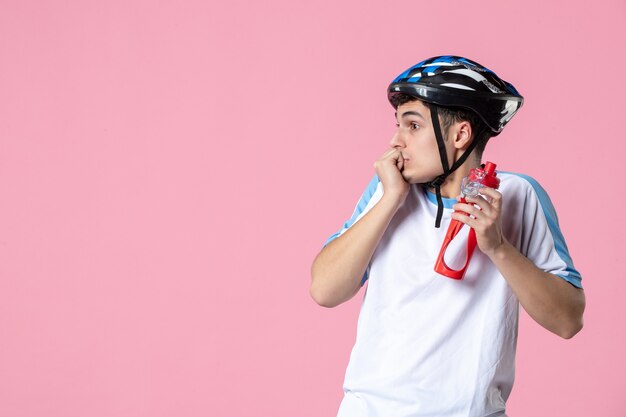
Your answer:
391,100 -> 450,184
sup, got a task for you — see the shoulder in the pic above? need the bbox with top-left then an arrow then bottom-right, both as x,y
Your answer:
363,174 -> 382,194
498,171 -> 552,201
499,171 -> 544,190
498,171 -> 562,230
355,175 -> 383,209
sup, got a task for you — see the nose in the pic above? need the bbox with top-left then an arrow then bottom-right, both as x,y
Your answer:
389,129 -> 405,148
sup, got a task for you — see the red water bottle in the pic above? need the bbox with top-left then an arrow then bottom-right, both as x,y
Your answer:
434,162 -> 500,280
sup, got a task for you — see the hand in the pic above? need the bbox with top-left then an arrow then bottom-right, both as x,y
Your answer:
451,187 -> 507,258
373,148 -> 410,204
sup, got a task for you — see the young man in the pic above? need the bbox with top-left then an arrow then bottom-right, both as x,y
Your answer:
310,56 -> 585,417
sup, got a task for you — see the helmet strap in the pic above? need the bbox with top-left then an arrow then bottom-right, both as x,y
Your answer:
428,106 -> 484,228
431,106 -> 449,174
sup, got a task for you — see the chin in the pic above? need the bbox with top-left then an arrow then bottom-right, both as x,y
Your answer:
401,172 -> 421,184
404,169 -> 443,185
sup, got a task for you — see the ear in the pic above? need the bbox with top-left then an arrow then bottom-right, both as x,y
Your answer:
452,121 -> 473,150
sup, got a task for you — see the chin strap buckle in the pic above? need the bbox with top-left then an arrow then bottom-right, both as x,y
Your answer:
430,174 -> 447,188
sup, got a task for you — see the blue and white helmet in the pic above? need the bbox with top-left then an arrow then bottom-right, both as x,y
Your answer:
388,56 -> 523,134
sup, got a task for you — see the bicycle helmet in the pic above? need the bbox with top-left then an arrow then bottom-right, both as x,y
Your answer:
387,55 -> 524,227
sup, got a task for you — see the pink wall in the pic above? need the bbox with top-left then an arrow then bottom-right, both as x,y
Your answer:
0,0 -> 623,415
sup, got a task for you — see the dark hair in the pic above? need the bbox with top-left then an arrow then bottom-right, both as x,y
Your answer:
390,93 -> 493,160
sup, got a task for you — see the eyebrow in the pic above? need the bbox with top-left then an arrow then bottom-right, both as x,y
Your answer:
399,110 -> 426,120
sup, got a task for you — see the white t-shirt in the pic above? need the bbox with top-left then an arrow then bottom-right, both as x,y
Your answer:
325,172 -> 582,417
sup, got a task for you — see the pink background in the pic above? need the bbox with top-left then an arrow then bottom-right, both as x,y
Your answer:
0,0 -> 624,415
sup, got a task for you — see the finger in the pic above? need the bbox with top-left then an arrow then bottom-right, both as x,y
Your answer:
478,187 -> 502,211
381,148 -> 399,159
396,153 -> 404,170
451,212 -> 477,228
375,149 -> 400,168
382,148 -> 403,165
464,195 -> 490,213
452,202 -> 482,218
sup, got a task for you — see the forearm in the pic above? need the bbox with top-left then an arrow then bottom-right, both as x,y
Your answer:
310,195 -> 403,308
488,241 -> 585,339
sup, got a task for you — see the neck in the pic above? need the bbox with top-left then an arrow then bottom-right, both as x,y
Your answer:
428,156 -> 481,198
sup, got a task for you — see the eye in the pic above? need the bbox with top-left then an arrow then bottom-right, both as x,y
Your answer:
410,122 -> 420,130
395,122 -> 400,128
